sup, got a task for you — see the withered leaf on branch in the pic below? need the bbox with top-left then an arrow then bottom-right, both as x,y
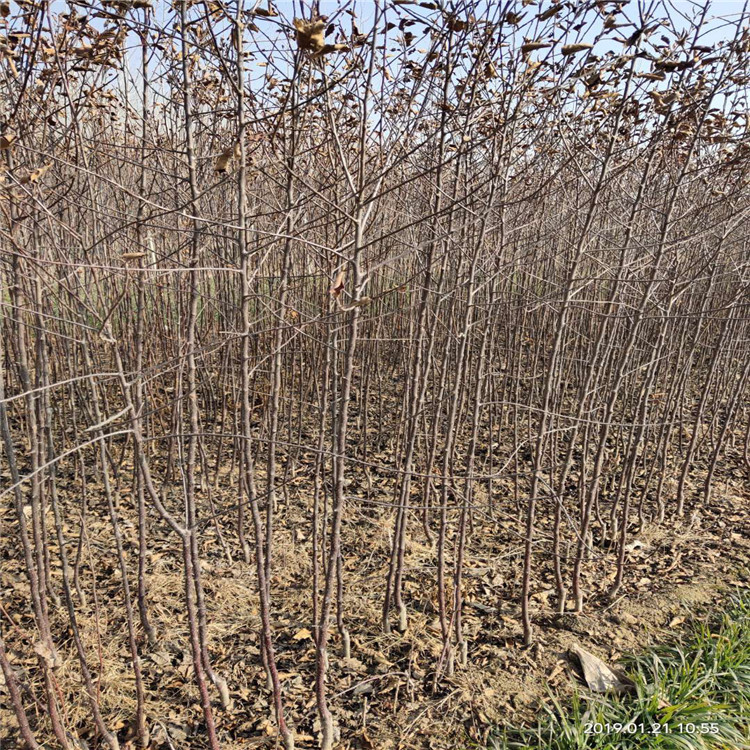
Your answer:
329,269 -> 345,297
537,4 -> 562,20
521,41 -> 551,54
639,71 -> 665,81
293,17 -> 326,53
445,15 -> 471,32
0,1 -> 10,17
253,3 -> 277,18
311,43 -> 349,59
562,43 -> 593,55
215,142 -> 241,173
0,132 -> 15,149
20,163 -> 52,184
655,57 -> 695,72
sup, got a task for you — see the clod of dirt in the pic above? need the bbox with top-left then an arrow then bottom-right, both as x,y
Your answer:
615,611 -> 638,626
551,612 -> 581,631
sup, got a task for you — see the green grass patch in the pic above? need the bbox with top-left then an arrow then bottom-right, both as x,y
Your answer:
488,592 -> 750,749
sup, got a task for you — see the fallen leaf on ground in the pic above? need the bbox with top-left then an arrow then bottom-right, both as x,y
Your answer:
569,644 -> 632,694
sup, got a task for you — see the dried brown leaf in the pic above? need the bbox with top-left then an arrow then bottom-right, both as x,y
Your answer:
215,142 -> 241,173
253,3 -> 277,18
34,640 -> 61,668
538,5 -> 562,20
329,269 -> 345,297
521,41 -> 551,54
311,43 -> 349,58
293,17 -> 326,53
569,644 -> 631,694
561,43 -> 593,55
20,163 -> 52,184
